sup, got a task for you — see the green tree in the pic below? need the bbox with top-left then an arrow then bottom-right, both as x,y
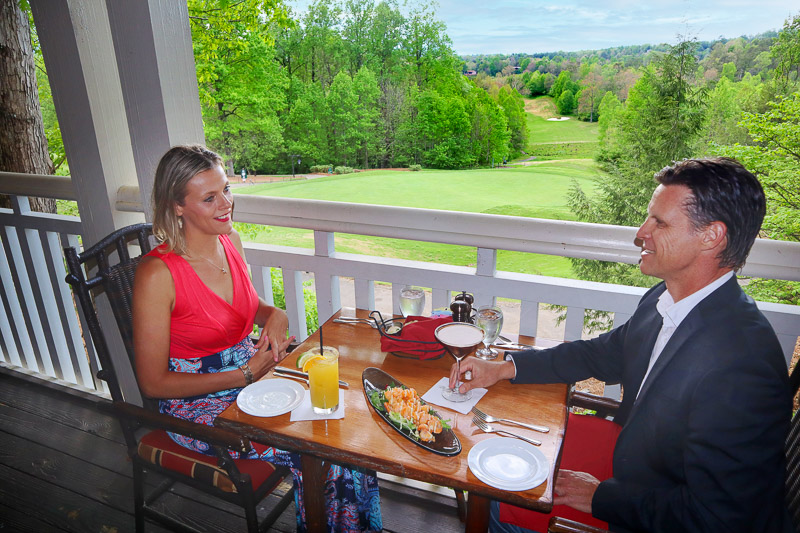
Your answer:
569,39 -> 707,287
714,91 -> 800,305
496,85 -> 528,156
527,71 -> 546,95
352,66 -> 382,167
188,0 -> 290,172
772,14 -> 800,89
556,89 -> 576,114
325,71 -> 360,165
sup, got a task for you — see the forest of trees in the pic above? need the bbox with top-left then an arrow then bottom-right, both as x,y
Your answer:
565,17 -> 800,303
186,0 -> 528,173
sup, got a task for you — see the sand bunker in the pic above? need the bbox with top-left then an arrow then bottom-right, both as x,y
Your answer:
546,117 -> 571,121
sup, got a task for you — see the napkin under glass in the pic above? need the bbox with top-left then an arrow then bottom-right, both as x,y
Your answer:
421,377 -> 488,414
290,389 -> 345,421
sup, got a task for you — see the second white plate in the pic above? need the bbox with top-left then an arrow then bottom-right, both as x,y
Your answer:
237,379 -> 305,417
468,437 -> 549,491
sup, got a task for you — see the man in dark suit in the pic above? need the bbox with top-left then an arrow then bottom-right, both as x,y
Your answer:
453,157 -> 792,532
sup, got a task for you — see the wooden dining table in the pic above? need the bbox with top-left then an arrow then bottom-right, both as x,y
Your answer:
216,308 -> 570,533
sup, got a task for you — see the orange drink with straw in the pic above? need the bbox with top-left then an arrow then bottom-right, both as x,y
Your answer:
304,346 -> 340,414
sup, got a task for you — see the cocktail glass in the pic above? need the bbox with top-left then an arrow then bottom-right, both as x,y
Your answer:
307,346 -> 340,414
476,305 -> 504,360
434,322 -> 484,402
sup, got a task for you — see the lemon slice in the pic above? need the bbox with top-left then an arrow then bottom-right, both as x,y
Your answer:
302,355 -> 325,372
295,351 -> 320,370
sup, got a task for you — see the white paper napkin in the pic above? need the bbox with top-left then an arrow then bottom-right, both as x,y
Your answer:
421,377 -> 488,414
290,389 -> 345,421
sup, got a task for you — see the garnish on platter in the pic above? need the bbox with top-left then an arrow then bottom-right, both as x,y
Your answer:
362,367 -> 461,456
368,385 -> 450,442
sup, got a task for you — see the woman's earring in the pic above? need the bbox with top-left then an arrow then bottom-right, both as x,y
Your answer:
178,216 -> 183,229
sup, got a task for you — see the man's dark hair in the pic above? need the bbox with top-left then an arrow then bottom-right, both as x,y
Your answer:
655,157 -> 765,270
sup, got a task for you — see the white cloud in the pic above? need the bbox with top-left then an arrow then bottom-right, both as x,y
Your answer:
289,0 -> 797,54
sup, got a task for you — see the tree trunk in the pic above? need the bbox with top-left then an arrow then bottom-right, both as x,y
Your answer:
0,0 -> 56,213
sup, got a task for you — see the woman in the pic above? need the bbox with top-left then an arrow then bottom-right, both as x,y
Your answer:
132,145 -> 382,532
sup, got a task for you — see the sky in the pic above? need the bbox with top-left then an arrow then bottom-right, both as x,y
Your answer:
288,0 -> 799,55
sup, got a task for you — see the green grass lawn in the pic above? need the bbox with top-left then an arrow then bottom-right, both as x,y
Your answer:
236,161 -> 603,278
523,96 -> 600,160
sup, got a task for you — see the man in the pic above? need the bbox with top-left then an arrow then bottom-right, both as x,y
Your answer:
452,158 -> 792,532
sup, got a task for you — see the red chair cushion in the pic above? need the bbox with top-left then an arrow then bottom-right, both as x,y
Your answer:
499,412 -> 622,530
138,429 -> 280,493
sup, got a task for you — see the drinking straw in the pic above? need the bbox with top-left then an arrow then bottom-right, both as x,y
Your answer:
319,325 -> 323,353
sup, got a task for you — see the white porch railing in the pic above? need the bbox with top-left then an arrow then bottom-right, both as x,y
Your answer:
3,172 -> 800,400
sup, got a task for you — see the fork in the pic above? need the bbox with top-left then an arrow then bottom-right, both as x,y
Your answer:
472,417 -> 542,446
472,406 -> 550,433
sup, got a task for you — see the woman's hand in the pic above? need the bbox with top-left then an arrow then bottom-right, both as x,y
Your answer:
249,333 -> 295,379
254,305 -> 293,363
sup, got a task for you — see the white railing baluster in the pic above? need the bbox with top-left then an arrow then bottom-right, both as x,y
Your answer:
564,306 -> 585,341
283,269 -> 308,341
474,247 -> 498,308
0,234 -> 23,367
313,231 -> 340,324
4,223 -> 45,373
432,288 -> 449,311
28,228 -> 75,382
354,278 -> 375,311
519,300 -> 540,339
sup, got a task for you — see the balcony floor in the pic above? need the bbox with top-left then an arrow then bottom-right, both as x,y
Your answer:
0,367 -> 463,533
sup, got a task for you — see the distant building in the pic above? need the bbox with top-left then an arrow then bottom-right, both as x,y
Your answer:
465,70 -> 477,76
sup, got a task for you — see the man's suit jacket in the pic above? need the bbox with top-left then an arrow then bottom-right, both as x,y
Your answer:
513,276 -> 792,532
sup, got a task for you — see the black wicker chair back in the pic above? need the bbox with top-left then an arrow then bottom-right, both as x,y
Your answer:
64,224 -> 291,533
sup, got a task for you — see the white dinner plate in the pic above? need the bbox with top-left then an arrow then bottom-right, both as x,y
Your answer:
467,437 -> 549,491
236,379 -> 305,417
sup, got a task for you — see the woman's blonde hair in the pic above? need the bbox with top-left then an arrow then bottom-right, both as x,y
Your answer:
151,145 -> 224,254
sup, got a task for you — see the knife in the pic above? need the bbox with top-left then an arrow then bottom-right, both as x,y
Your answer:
273,366 -> 349,388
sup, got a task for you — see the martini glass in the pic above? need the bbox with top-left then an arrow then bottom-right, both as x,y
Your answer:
435,322 -> 484,402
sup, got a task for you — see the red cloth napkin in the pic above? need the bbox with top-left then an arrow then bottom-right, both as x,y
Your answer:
380,315 -> 452,359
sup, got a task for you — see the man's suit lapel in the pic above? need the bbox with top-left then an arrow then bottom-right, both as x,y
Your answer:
626,276 -> 740,420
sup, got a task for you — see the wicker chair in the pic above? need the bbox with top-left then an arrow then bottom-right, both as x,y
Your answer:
548,364 -> 800,533
64,223 -> 292,533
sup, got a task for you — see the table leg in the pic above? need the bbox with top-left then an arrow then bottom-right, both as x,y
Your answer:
301,454 -> 327,533
465,491 -> 490,533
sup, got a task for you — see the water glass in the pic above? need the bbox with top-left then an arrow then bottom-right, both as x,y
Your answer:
476,305 -> 503,360
399,285 -> 425,317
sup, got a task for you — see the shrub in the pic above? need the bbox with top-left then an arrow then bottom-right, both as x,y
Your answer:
310,164 -> 331,174
409,164 -> 422,171
270,268 -> 319,332
333,166 -> 355,174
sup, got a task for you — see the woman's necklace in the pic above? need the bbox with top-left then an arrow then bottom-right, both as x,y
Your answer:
185,249 -> 227,274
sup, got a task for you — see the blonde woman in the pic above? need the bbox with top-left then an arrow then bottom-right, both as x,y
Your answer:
133,145 -> 382,532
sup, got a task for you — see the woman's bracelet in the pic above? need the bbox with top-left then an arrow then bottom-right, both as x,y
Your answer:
239,362 -> 254,385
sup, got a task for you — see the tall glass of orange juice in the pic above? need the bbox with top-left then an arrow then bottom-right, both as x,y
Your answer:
307,346 -> 339,414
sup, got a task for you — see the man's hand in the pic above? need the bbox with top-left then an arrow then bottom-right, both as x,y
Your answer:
553,469 -> 600,514
448,357 -> 515,393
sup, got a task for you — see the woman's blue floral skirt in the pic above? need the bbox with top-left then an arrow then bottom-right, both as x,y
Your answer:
160,336 -> 382,532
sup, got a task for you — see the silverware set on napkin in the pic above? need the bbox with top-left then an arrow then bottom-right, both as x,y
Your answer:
471,406 -> 549,446
273,366 -> 349,388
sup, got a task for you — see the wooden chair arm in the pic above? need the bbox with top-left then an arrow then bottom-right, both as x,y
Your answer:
99,400 -> 253,454
569,391 -> 621,419
548,517 -> 608,533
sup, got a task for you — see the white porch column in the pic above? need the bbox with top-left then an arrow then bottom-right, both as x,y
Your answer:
31,0 -> 204,403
